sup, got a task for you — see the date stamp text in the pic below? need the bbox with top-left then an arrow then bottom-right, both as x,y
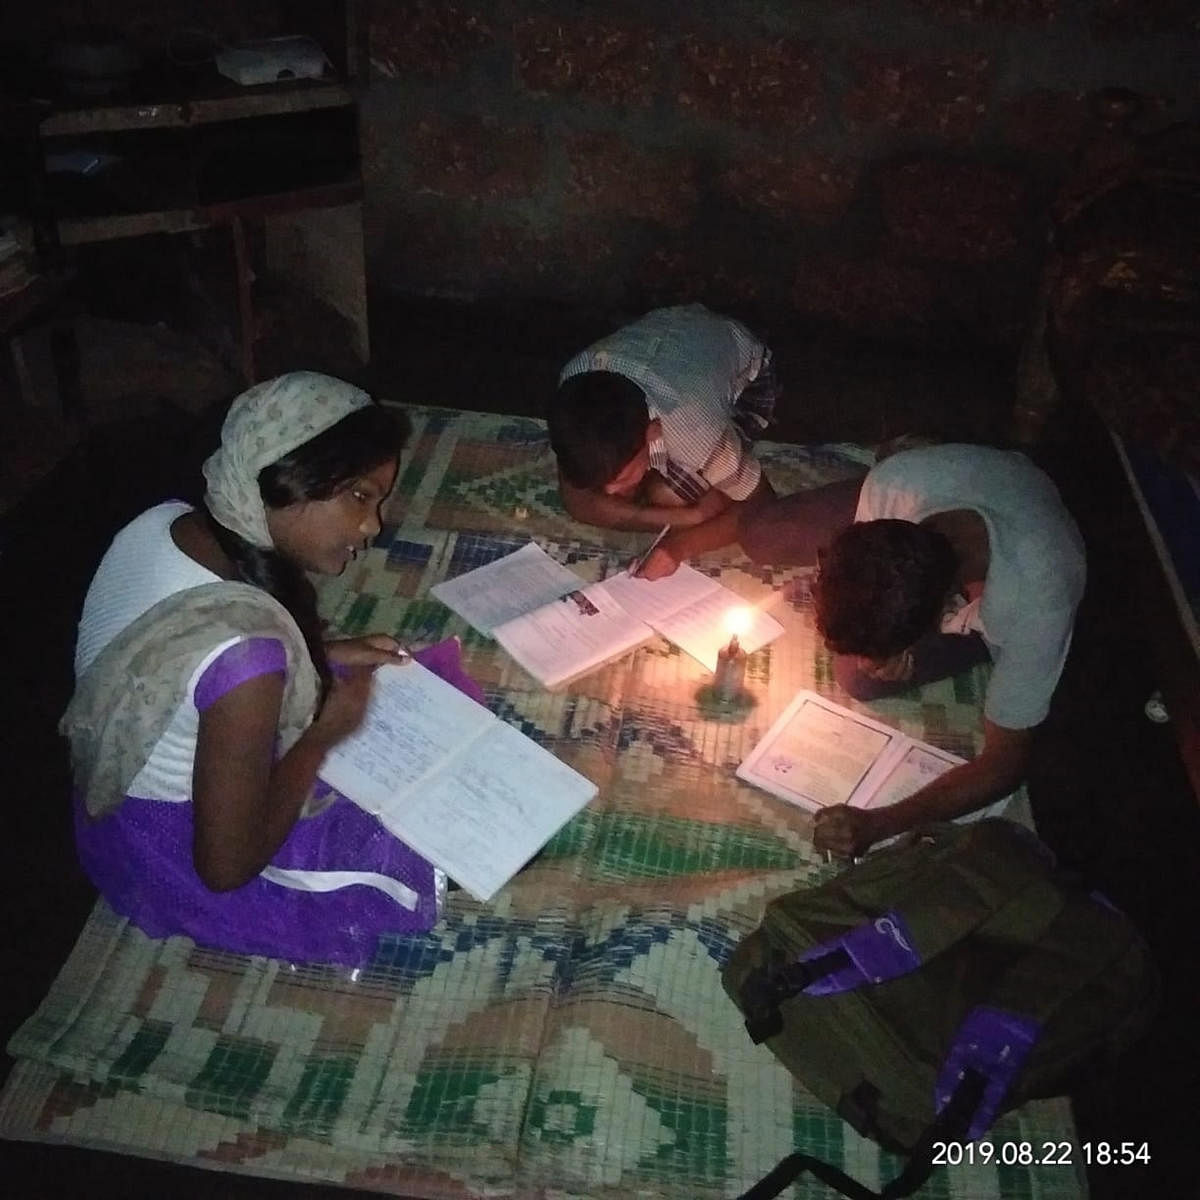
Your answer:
932,1141 -> 1151,1168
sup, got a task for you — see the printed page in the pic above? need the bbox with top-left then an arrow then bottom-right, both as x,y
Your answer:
319,661 -> 495,810
375,719 -> 597,902
602,565 -> 783,670
431,541 -> 583,635
651,589 -> 785,671
736,690 -> 903,811
861,741 -> 1012,850
494,581 -> 653,689
859,741 -> 1009,831
600,563 -> 720,626
859,741 -> 964,809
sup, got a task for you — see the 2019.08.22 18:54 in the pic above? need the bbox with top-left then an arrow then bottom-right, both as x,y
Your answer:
933,1140 -> 1151,1167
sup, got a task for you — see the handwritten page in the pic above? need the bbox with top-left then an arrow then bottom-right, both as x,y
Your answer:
319,661 -> 598,901
320,661 -> 494,802
431,541 -> 582,634
493,583 -> 652,689
382,720 -> 596,901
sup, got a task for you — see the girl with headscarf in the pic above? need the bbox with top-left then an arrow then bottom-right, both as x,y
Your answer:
62,372 -> 462,965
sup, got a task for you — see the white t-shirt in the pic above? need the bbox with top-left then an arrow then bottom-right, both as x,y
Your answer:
855,445 -> 1086,729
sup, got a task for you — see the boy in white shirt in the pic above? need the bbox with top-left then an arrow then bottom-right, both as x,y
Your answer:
548,304 -> 778,578
743,443 -> 1086,858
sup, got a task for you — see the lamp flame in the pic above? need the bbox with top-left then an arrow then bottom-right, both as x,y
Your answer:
725,606 -> 752,639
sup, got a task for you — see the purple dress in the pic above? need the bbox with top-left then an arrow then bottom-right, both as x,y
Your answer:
75,638 -> 485,966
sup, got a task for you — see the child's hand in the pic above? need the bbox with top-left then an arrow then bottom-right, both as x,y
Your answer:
312,667 -> 374,746
813,805 -> 882,859
635,544 -> 681,580
326,634 -> 410,669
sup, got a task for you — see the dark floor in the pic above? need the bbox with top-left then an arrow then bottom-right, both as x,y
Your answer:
1,298 -> 1197,1198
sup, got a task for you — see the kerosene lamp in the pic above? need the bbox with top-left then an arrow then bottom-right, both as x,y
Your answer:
697,606 -> 755,719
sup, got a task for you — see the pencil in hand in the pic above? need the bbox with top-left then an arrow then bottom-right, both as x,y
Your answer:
630,524 -> 671,577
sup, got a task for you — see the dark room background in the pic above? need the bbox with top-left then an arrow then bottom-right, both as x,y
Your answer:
358,0 -> 1197,353
2,1 -> 1197,411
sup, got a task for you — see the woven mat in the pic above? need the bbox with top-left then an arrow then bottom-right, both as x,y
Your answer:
0,407 -> 1085,1198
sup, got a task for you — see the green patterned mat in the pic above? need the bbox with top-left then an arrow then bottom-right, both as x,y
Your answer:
0,407 -> 1084,1198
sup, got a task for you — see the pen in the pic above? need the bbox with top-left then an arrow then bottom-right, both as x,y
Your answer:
630,523 -> 672,577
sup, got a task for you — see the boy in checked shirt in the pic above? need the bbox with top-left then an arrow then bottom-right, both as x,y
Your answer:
548,304 -> 778,579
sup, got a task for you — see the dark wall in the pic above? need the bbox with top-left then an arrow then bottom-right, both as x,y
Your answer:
361,0 -> 1198,350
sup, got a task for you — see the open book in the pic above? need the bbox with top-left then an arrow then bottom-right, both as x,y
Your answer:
736,689 -> 968,814
431,541 -> 784,689
319,660 -> 597,902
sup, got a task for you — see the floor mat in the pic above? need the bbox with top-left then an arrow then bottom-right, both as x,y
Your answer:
0,407 -> 1084,1197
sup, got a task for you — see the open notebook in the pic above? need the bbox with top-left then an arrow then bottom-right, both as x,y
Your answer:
320,660 -> 597,901
431,540 -> 784,689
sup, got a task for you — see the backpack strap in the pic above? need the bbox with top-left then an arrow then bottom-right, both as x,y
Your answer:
933,887 -> 1140,1140
736,1068 -> 986,1200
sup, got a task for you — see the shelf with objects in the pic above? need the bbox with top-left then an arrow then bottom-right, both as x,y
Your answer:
25,7 -> 370,387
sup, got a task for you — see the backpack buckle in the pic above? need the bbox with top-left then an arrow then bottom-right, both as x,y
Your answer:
745,1007 -> 783,1044
740,965 -> 787,1043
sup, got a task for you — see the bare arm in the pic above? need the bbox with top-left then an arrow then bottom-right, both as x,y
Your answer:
813,719 -> 1032,857
556,468 -> 687,532
192,668 -> 373,891
666,473 -> 776,559
639,474 -> 776,579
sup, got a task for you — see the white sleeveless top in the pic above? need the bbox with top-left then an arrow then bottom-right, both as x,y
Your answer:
75,501 -> 244,802
74,503 -> 423,910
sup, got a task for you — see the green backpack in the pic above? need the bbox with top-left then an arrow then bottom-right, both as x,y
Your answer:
721,819 -> 1159,1200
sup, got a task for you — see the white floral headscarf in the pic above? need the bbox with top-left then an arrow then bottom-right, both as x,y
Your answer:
202,371 -> 372,549
64,583 -> 320,818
